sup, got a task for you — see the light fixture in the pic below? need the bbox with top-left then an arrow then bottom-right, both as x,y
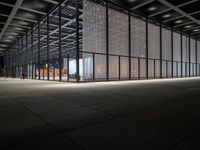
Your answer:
7,36 -> 15,39
148,7 -> 157,11
0,44 -> 7,47
9,32 -> 18,35
15,27 -> 23,31
163,14 -> 171,18
4,39 -> 12,42
185,25 -> 192,28
193,29 -> 200,32
127,0 -> 137,2
175,20 -> 183,24
18,21 -> 28,25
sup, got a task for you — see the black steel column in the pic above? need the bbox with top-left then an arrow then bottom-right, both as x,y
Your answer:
59,3 -> 62,81
119,56 -> 120,80
93,53 -> 95,81
128,11 -> 131,80
31,30 -> 34,79
189,35 -> 191,77
138,58 -> 140,79
26,32 -> 28,78
76,0 -> 80,82
154,59 -> 156,78
171,27 -> 173,78
17,38 -> 20,78
195,38 -> 197,76
160,23 -> 162,78
67,54 -> 69,82
180,32 -> 183,77
47,15 -> 50,80
21,37 -> 23,76
146,18 -> 148,79
38,24 -> 41,80
106,0 -> 109,81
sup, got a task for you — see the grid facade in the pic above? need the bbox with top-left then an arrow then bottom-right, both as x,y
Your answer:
4,0 -> 200,82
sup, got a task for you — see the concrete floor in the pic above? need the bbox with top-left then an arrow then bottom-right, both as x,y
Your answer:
1,77 -> 200,150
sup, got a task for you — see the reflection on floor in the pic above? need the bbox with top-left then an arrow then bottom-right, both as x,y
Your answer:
1,77 -> 200,150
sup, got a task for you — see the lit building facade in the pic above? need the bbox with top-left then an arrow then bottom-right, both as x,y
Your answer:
4,0 -> 200,82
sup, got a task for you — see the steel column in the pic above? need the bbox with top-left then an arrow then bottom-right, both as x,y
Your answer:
59,3 -> 62,81
128,11 -> 131,80
189,35 -> 191,77
171,27 -> 173,78
180,32 -> 183,77
146,18 -> 149,79
106,0 -> 109,81
160,23 -> 162,78
47,14 -> 50,80
76,0 -> 80,82
38,24 -> 41,80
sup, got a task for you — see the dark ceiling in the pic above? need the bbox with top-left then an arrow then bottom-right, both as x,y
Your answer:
0,0 -> 61,54
0,0 -> 200,55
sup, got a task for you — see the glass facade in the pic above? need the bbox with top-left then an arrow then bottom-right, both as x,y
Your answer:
4,0 -> 200,82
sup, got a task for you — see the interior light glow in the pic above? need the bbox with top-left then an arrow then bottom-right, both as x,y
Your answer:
175,20 -> 183,24
163,14 -> 171,18
38,77 -> 200,89
0,44 -> 7,47
148,7 -> 157,11
15,27 -> 23,31
185,25 -> 192,28
193,29 -> 200,32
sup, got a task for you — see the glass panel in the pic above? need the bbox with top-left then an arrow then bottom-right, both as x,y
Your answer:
82,0 -> 106,81
109,55 -> 119,80
162,28 -> 171,61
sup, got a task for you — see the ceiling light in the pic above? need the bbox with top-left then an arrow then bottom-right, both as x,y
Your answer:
18,21 -> 28,25
7,36 -> 15,39
163,14 -> 171,18
129,0 -> 137,2
193,29 -> 200,32
148,7 -> 157,11
185,25 -> 192,28
175,20 -> 183,24
4,39 -> 12,42
15,27 -> 23,31
0,44 -> 7,47
8,32 -> 18,35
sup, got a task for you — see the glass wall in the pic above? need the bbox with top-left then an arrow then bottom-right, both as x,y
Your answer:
173,32 -> 181,77
148,22 -> 160,78
5,0 -> 200,82
197,41 -> 200,76
190,38 -> 196,76
108,5 -> 129,80
162,28 -> 171,78
182,35 -> 190,77
131,16 -> 146,79
82,0 -> 106,81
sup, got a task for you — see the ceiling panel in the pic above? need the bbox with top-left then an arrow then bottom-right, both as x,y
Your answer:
135,1 -> 169,16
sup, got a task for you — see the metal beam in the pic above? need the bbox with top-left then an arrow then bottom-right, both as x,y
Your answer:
158,0 -> 200,25
14,16 -> 37,23
174,21 -> 193,28
183,26 -> 200,32
148,0 -> 197,18
131,0 -> 154,10
0,13 -> 9,17
0,0 -> 24,39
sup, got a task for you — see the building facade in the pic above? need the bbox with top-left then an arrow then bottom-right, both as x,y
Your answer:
4,0 -> 200,82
